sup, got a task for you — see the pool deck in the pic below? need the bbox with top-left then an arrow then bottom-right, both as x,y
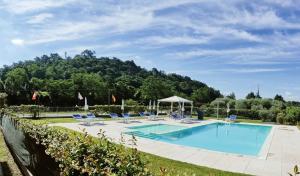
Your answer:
53,119 -> 300,176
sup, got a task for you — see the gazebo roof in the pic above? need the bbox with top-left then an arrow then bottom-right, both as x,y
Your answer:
158,96 -> 193,103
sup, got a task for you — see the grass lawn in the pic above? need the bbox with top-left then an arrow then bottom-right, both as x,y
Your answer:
145,152 -> 247,176
23,116 -> 264,125
204,117 -> 263,124
33,117 -> 78,123
32,117 -> 121,124
0,131 -> 22,176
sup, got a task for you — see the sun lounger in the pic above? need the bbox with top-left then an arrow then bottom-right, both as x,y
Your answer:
86,113 -> 96,118
72,114 -> 84,121
122,113 -> 131,123
181,115 -> 198,124
109,113 -> 119,119
225,115 -> 237,122
86,113 -> 104,125
138,112 -> 146,117
73,114 -> 92,125
146,112 -> 156,120
170,113 -> 184,120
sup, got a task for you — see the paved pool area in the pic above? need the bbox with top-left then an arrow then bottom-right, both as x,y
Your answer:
53,119 -> 300,176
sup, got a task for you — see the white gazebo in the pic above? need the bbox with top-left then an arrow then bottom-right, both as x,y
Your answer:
157,96 -> 193,117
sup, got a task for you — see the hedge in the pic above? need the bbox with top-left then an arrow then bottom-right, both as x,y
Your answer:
3,114 -> 151,176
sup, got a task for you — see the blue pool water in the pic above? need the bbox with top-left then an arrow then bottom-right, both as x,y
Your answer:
128,124 -> 187,134
126,123 -> 272,156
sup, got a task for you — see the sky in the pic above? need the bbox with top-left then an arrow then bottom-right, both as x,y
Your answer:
0,0 -> 300,101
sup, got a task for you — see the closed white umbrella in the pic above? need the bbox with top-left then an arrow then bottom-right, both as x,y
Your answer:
121,99 -> 125,110
84,97 -> 89,111
156,102 -> 159,116
226,103 -> 230,116
148,100 -> 152,110
153,101 -> 156,110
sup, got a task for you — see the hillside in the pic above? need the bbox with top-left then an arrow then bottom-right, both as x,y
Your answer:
0,50 -> 221,106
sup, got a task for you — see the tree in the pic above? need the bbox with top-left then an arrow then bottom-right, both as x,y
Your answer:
81,50 -> 96,59
46,79 -> 75,106
4,68 -> 29,95
114,75 -> 141,101
139,76 -> 173,100
0,51 -> 224,106
274,94 -> 285,102
261,99 -> 272,109
0,93 -> 8,107
226,92 -> 236,100
246,92 -> 256,99
235,99 -> 251,110
72,73 -> 108,105
191,87 -> 222,105
0,80 -> 4,92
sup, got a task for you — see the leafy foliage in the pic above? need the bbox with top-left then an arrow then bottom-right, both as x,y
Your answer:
205,98 -> 300,124
191,87 -> 222,105
274,94 -> 285,102
245,92 -> 256,99
18,118 -> 151,176
0,50 -> 221,106
0,92 -> 7,107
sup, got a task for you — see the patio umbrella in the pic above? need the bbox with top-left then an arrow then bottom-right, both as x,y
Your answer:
121,99 -> 125,112
182,102 -> 185,112
226,103 -> 230,116
121,99 -> 125,110
153,101 -> 156,110
148,100 -> 152,110
156,102 -> 159,116
84,97 -> 89,111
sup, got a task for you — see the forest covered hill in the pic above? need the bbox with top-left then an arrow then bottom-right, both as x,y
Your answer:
0,50 -> 221,106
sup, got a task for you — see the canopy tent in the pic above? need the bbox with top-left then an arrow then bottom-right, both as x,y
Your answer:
157,96 -> 193,117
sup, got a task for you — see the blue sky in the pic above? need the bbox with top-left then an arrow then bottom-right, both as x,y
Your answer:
0,0 -> 300,101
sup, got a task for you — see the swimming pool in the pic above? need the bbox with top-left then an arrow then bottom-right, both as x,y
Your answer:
127,124 -> 187,134
126,122 -> 272,156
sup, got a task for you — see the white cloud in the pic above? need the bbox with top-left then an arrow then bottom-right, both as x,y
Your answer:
136,35 -> 210,47
22,9 -> 155,45
3,0 -> 300,68
61,41 -> 132,54
284,91 -> 300,101
220,68 -> 285,73
27,13 -> 53,24
169,44 -> 300,65
2,0 -> 77,14
264,0 -> 300,8
11,39 -> 25,46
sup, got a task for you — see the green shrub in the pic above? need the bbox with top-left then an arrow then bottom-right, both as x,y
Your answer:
285,113 -> 297,125
259,110 -> 275,122
232,109 -> 259,119
276,112 -> 285,124
285,107 -> 300,125
8,105 -> 46,113
19,119 -> 151,176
